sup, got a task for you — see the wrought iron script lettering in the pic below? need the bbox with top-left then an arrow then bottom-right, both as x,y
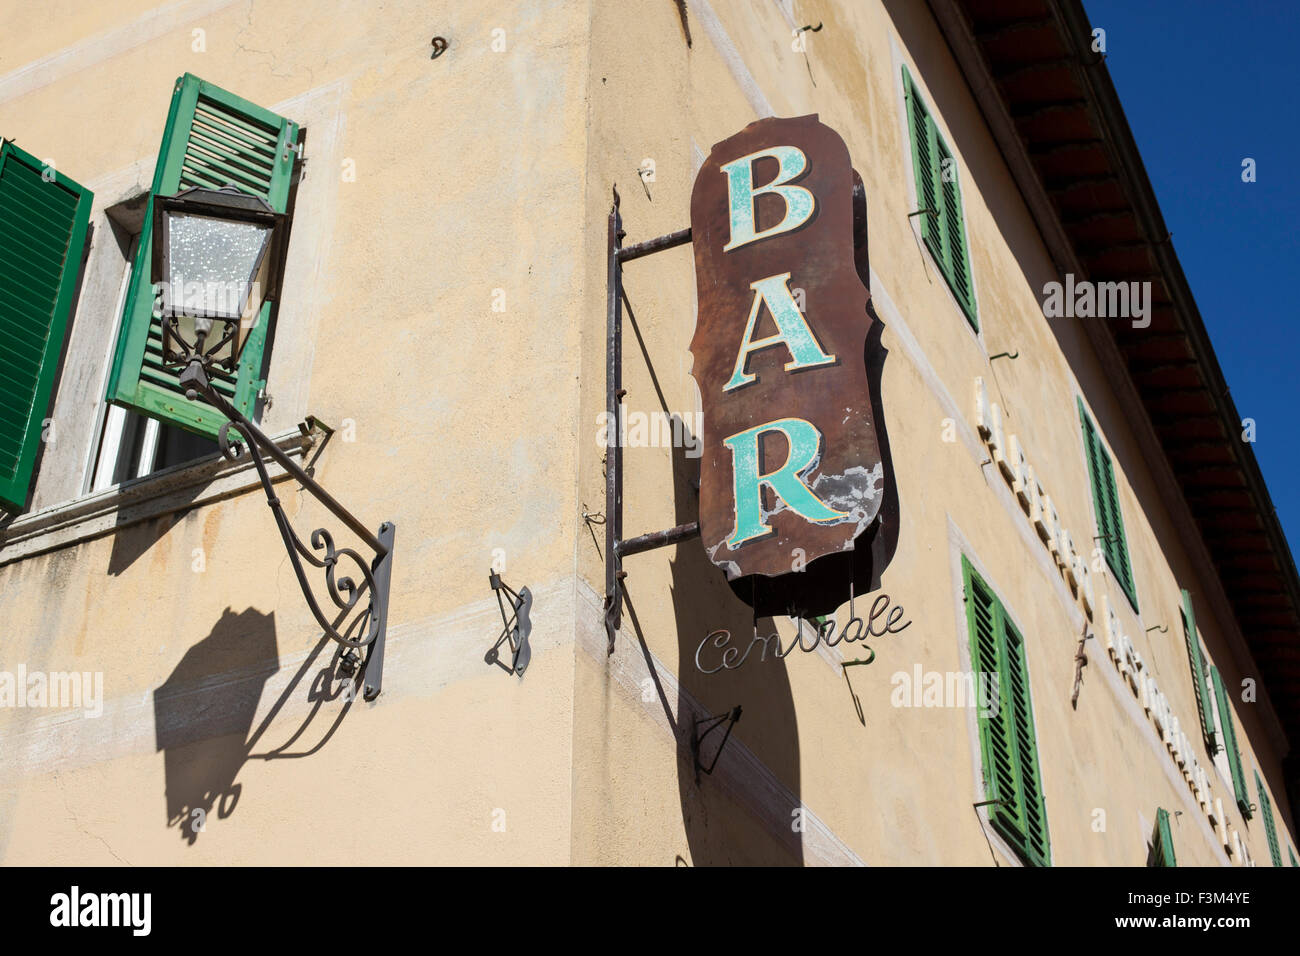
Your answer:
695,593 -> 910,674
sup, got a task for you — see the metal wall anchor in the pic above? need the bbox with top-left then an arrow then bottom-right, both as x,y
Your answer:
486,571 -> 532,677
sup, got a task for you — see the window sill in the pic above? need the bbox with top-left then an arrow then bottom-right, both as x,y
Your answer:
0,425 -> 321,569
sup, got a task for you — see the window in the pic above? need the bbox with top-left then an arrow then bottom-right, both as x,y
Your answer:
0,141 -> 93,512
1210,665 -> 1251,818
1078,400 -> 1138,611
963,556 -> 1050,866
104,72 -> 299,440
1179,588 -> 1218,751
902,65 -> 977,330
1147,808 -> 1176,867
1254,771 -> 1282,866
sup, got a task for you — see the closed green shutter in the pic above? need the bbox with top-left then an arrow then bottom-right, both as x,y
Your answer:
1288,846 -> 1297,867
1078,400 -> 1138,611
104,73 -> 298,438
903,66 -> 978,330
963,556 -> 1051,866
0,141 -> 93,512
1179,589 -> 1217,748
1210,665 -> 1251,818
1254,771 -> 1282,866
1148,808 -> 1176,866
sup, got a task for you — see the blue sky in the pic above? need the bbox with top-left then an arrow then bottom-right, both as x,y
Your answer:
1084,0 -> 1300,568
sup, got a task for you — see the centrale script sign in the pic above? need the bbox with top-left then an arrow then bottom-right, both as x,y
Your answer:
689,115 -> 883,581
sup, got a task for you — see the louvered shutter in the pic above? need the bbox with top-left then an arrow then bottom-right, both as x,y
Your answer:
1254,771 -> 1282,866
903,67 -> 942,252
1003,616 -> 1051,865
936,137 -> 977,328
1180,588 -> 1217,747
105,74 -> 298,438
0,141 -> 93,512
1210,665 -> 1251,818
902,66 -> 978,331
1149,808 -> 1176,867
963,557 -> 1050,866
1078,400 -> 1139,611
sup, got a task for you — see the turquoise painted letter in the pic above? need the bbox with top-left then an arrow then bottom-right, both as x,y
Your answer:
720,146 -> 816,251
724,272 -> 836,391
724,417 -> 848,547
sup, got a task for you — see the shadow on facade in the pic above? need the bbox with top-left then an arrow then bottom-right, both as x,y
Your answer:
665,430 -> 806,865
153,605 -> 362,845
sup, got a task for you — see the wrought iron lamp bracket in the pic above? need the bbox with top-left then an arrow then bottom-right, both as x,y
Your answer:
178,359 -> 396,700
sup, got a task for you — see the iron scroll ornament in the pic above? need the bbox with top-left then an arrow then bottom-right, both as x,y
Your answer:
178,359 -> 395,700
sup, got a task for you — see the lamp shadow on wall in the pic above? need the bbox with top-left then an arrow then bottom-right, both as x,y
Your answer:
153,605 -> 363,845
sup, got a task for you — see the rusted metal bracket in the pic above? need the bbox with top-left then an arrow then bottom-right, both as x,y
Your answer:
604,187 -> 699,653
1071,626 -> 1093,710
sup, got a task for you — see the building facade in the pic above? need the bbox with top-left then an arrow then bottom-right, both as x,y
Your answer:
1,0 -> 1297,866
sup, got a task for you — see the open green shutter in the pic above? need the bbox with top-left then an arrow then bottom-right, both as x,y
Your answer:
1003,616 -> 1051,866
104,73 -> 298,438
903,66 -> 978,332
936,137 -> 977,329
1180,589 -> 1217,747
1148,808 -> 1176,866
0,141 -> 93,512
1078,400 -> 1138,611
963,557 -> 1050,866
1210,666 -> 1251,818
903,67 -> 942,253
1254,771 -> 1282,866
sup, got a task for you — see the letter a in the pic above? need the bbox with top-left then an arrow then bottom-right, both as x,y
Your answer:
724,418 -> 848,547
720,146 -> 815,251
725,273 -> 836,390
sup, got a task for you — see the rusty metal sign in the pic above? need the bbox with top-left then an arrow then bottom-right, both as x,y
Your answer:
689,114 -> 882,580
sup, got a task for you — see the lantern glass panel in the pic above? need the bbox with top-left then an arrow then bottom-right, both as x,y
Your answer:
166,212 -> 272,321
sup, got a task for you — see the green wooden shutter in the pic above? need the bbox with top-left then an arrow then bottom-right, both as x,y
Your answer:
1148,808 -> 1177,866
936,137 -> 977,328
903,66 -> 978,331
1210,665 -> 1251,818
1179,588 -> 1217,748
1288,846 -> 1297,867
1254,771 -> 1282,866
0,141 -> 93,512
104,73 -> 298,438
1078,400 -> 1138,611
963,557 -> 1051,866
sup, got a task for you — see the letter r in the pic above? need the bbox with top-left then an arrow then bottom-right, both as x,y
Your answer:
723,418 -> 848,547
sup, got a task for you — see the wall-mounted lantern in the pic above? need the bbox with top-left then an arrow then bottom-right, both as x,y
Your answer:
152,185 -> 287,376
152,183 -> 395,700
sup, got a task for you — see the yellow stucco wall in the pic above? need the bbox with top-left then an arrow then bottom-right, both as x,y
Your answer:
0,0 -> 1293,866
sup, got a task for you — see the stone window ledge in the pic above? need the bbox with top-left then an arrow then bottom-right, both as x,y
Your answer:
0,426 -> 321,569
